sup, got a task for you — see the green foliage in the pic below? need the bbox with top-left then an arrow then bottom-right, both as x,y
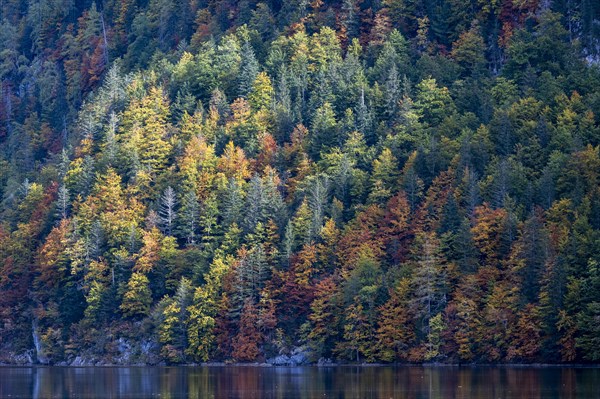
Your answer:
1,0 -> 600,366
121,272 -> 152,318
120,86 -> 173,175
248,72 -> 274,111
425,313 -> 445,361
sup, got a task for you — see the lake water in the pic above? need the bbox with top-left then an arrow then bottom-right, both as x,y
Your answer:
0,365 -> 599,398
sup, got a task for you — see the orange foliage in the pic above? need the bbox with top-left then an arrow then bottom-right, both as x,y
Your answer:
412,169 -> 454,234
232,299 -> 263,362
255,133 -> 278,170
218,141 -> 252,181
378,191 -> 412,264
376,279 -> 414,361
36,219 -> 71,290
471,203 -> 508,266
507,304 -> 542,361
337,205 -> 385,268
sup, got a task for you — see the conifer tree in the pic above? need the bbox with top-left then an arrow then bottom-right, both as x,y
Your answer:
410,232 -> 449,337
239,41 -> 259,99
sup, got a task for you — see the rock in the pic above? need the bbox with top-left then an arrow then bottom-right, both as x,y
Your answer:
290,346 -> 311,365
70,356 -> 95,366
12,351 -> 34,365
317,357 -> 334,366
267,346 -> 312,366
290,353 -> 309,365
291,346 -> 306,355
267,355 -> 292,366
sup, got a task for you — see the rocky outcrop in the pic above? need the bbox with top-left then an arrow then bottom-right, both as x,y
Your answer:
0,337 -> 162,366
0,350 -> 35,365
266,346 -> 312,366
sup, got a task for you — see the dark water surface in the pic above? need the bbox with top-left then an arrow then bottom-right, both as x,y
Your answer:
0,365 -> 599,398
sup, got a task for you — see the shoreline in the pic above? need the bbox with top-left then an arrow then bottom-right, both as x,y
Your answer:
1,362 -> 599,368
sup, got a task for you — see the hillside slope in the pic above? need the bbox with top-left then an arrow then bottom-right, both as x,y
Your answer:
1,0 -> 600,364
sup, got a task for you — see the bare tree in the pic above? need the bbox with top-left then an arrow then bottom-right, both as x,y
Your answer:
308,175 -> 329,241
56,184 -> 70,221
159,186 -> 177,236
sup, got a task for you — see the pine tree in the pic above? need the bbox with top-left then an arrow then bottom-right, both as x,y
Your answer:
239,41 -> 259,99
307,176 -> 329,241
368,148 -> 399,204
242,174 -> 266,234
103,112 -> 119,166
410,233 -> 449,337
262,167 -> 286,226
384,64 -> 401,123
233,245 -> 269,313
282,221 -> 295,266
120,86 -> 172,174
341,0 -> 360,39
187,256 -> 230,361
158,277 -> 193,362
310,102 -> 338,158
221,178 -> 244,227
425,313 -> 445,361
355,89 -> 373,139
199,193 -> 220,254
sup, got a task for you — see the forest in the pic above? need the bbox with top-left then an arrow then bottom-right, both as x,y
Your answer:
0,0 -> 600,365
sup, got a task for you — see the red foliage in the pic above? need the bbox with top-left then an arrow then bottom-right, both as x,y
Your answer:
271,266 -> 316,328
412,169 -> 455,234
378,191 -> 413,264
498,0 -> 539,47
337,205 -> 385,268
255,133 -> 278,170
471,203 -> 508,266
29,182 -> 59,234
232,299 -> 263,362
0,256 -> 29,311
214,294 -> 235,358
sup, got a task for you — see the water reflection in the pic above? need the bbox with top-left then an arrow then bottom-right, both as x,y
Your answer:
0,365 -> 598,398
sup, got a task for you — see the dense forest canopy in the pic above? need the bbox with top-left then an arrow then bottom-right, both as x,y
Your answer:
1,0 -> 600,365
